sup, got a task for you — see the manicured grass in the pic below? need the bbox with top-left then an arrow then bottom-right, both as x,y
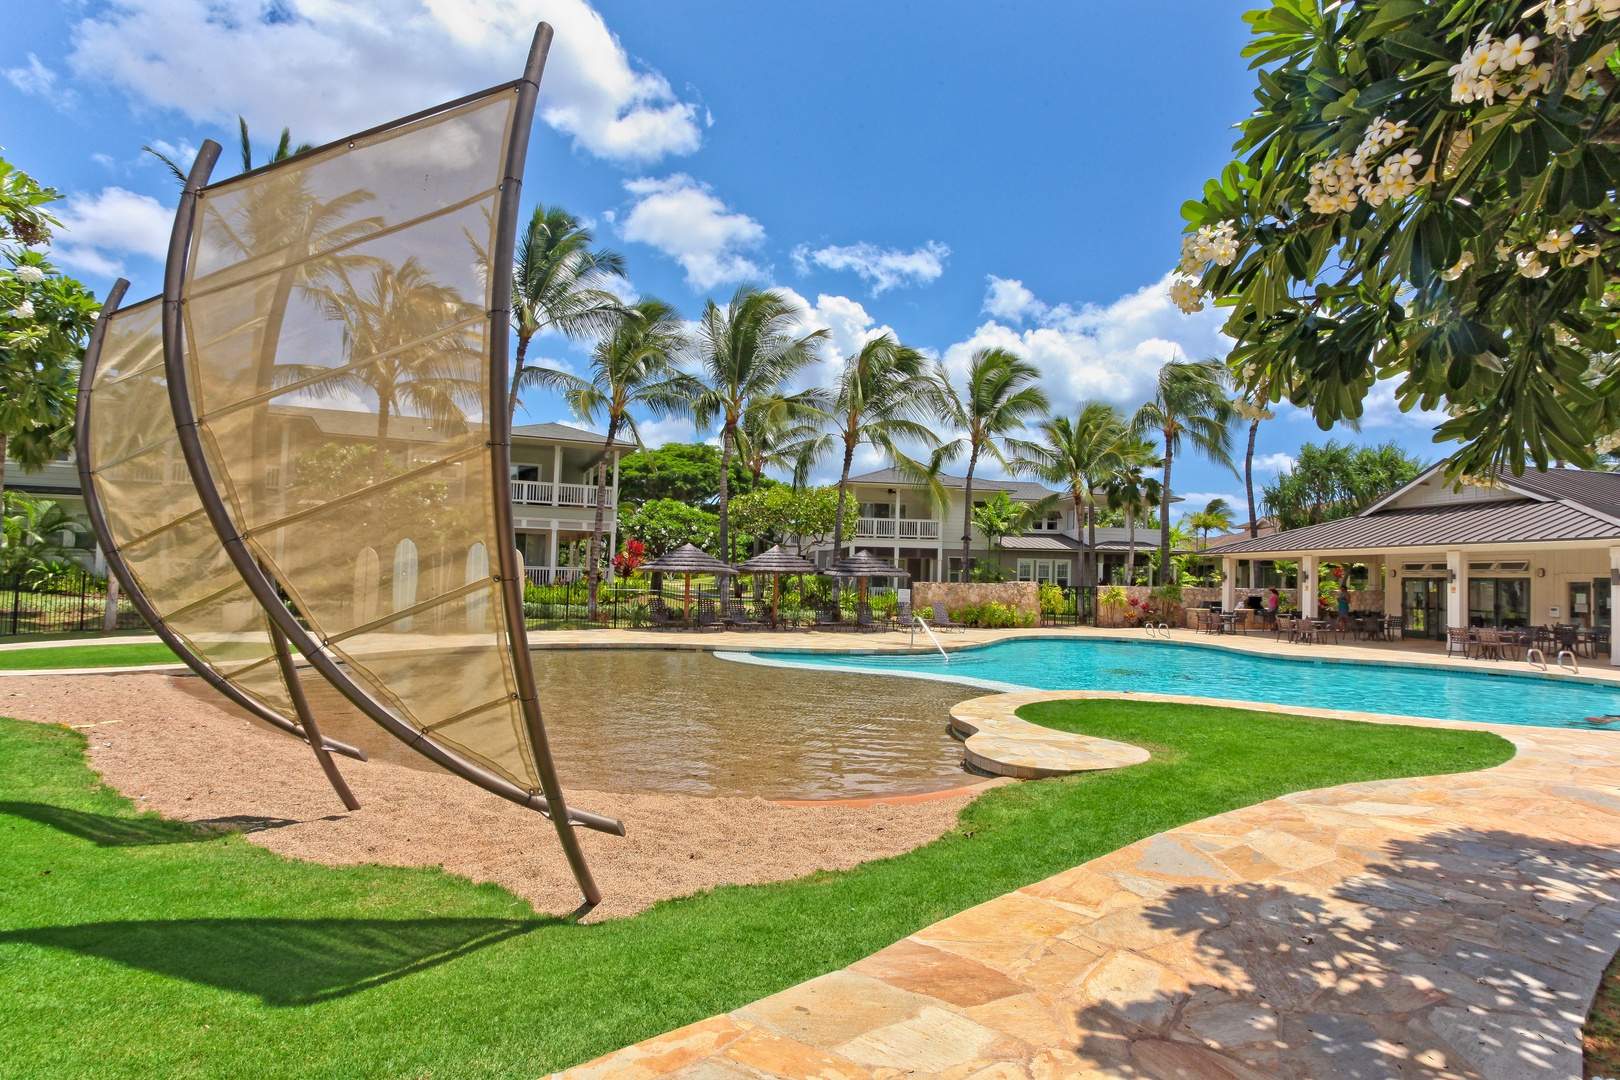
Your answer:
1587,950 -> 1620,1076
0,701 -> 1511,1079
0,642 -> 179,670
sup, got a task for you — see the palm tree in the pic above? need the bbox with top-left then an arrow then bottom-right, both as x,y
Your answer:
528,299 -> 692,616
928,348 -> 1050,581
1012,402 -> 1125,589
1104,437 -> 1164,585
145,116 -> 314,183
1230,378 -> 1277,538
509,204 -> 628,424
1185,497 -> 1234,549
1131,358 -> 1237,585
794,334 -> 935,565
690,286 -> 827,564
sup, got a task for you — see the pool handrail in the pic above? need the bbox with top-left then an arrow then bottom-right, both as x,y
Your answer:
911,615 -> 949,662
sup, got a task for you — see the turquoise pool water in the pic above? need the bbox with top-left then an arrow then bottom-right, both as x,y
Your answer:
739,639 -> 1620,729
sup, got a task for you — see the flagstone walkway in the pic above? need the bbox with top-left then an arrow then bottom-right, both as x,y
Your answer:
553,693 -> 1620,1080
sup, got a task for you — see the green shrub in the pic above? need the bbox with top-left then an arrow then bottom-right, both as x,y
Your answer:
1099,585 -> 1129,609
947,601 -> 1035,629
1037,582 -> 1072,616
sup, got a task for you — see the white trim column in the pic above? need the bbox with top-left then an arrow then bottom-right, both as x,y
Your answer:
1610,546 -> 1620,666
1446,549 -> 1466,629
607,519 -> 618,582
551,443 -> 562,502
1298,554 -> 1318,617
1221,557 -> 1236,611
548,522 -> 559,580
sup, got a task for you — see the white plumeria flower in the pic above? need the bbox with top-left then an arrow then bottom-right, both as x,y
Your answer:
1572,243 -> 1602,265
10,298 -> 34,319
1517,250 -> 1550,278
13,265 -> 44,283
1387,149 -> 1423,177
1495,240 -> 1519,260
1497,33 -> 1539,70
1440,251 -> 1476,281
1538,229 -> 1575,253
1520,62 -> 1555,92
1385,176 -> 1418,200
1168,277 -> 1206,314
1600,0 -> 1620,20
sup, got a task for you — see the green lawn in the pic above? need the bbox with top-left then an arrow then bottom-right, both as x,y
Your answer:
0,700 -> 1512,1079
0,642 -> 179,670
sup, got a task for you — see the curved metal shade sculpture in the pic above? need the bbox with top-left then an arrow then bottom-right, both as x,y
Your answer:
76,280 -> 367,812
160,22 -> 619,905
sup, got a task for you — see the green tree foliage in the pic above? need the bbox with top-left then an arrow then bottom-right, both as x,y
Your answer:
0,158 -> 100,495
618,498 -> 719,557
1,492 -> 86,583
1012,401 -> 1127,588
728,486 -> 857,557
616,442 -> 768,507
1261,439 -> 1426,530
1185,497 -> 1236,548
1178,0 -> 1620,478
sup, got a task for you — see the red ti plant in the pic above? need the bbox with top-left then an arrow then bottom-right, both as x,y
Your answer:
613,538 -> 647,578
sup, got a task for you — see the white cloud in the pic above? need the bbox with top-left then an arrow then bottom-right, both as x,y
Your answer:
51,187 -> 174,276
982,276 -> 1046,323
67,0 -> 701,165
1179,492 -> 1243,512
1253,452 -> 1296,474
775,289 -> 894,365
5,54 -> 60,97
619,174 -> 765,290
943,272 -> 1231,415
792,240 -> 948,295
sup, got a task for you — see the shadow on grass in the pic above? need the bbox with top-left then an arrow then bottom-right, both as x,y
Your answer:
0,801 -> 257,846
0,917 -> 548,1005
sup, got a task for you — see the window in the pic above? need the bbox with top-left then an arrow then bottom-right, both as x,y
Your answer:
1036,559 -> 1053,582
1054,562 -> 1071,586
1017,559 -> 1034,581
1468,577 -> 1529,627
859,502 -> 891,519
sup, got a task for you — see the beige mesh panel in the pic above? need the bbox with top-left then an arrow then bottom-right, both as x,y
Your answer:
176,89 -> 541,791
85,297 -> 304,731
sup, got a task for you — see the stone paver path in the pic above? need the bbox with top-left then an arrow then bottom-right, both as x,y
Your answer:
949,691 -> 1150,779
553,693 -> 1620,1080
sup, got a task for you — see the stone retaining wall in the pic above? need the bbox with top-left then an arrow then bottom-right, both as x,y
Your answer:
912,582 -> 1040,617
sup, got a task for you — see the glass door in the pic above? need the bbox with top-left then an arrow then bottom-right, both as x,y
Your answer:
1402,578 -> 1445,638
1570,581 -> 1594,627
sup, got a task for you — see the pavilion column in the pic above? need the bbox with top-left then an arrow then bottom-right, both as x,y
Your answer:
1446,549 -> 1466,629
1610,546 -> 1620,666
1221,557 -> 1236,610
1298,553 -> 1318,617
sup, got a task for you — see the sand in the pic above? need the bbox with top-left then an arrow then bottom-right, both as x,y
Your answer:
3,673 -> 976,921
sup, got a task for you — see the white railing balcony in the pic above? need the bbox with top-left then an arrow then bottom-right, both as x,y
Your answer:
510,481 -> 613,508
524,566 -> 585,585
855,517 -> 940,540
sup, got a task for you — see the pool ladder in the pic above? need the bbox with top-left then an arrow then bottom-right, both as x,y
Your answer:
911,616 -> 948,661
1145,622 -> 1171,639
1525,646 -> 1580,674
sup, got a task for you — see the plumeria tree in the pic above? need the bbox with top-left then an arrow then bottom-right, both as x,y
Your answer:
0,159 -> 99,497
1177,0 -> 1620,480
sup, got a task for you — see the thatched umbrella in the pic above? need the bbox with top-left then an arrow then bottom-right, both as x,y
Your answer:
825,551 -> 910,603
640,543 -> 732,621
738,545 -> 818,624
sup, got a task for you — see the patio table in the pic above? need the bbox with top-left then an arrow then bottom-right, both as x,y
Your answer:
1219,612 -> 1242,635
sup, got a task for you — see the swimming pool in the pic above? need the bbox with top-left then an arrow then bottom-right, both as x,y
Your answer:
732,638 -> 1620,730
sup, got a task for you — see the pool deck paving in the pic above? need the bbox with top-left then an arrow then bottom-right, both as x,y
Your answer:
551,694 -> 1620,1080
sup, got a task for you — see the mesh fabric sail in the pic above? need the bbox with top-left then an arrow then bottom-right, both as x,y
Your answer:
79,290 -> 362,762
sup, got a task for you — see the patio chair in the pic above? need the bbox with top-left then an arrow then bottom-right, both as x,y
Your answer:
1193,608 -> 1219,635
926,607 -> 965,633
646,598 -> 680,629
1445,626 -> 1473,659
812,605 -> 845,630
695,601 -> 722,631
853,602 -> 881,632
1274,615 -> 1296,642
722,601 -> 764,630
1474,626 -> 1504,662
1383,615 -> 1404,642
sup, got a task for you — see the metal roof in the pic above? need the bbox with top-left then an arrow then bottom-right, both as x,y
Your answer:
511,421 -> 636,448
998,535 -> 1080,552
1207,499 -> 1620,555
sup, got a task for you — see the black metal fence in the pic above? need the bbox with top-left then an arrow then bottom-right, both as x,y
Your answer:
522,576 -> 895,630
0,569 -> 147,637
1038,585 -> 1098,627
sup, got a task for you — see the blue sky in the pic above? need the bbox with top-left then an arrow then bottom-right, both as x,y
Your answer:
2,0 -> 1447,520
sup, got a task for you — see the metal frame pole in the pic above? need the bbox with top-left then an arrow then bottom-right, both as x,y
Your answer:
75,276 -> 367,761
157,64 -> 621,847
266,610 -> 359,810
488,22 -> 604,907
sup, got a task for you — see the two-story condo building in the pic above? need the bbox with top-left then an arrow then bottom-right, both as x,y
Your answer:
817,468 -> 1159,584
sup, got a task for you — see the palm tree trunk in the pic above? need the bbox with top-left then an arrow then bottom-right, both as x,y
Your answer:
959,448 -> 978,581
507,331 -> 532,426
1245,417 -> 1259,538
1074,493 -> 1089,590
829,436 -> 856,600
1125,506 -> 1136,584
1086,486 -> 1098,589
1158,436 -> 1174,586
716,420 -> 735,565
585,417 -> 617,620
0,435 -> 8,503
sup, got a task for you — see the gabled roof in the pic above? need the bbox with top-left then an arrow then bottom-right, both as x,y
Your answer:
846,467 -> 1059,502
1208,498 -> 1620,555
512,421 -> 636,448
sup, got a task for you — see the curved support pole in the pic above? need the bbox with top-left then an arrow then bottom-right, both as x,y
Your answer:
161,122 -> 621,852
488,22 -> 604,907
74,274 -> 367,763
267,611 -> 359,811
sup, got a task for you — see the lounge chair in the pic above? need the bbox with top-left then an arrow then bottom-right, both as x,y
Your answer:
926,607 -> 965,633
696,602 -> 722,631
722,602 -> 764,630
853,602 -> 881,632
646,598 -> 680,629
812,605 -> 845,630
